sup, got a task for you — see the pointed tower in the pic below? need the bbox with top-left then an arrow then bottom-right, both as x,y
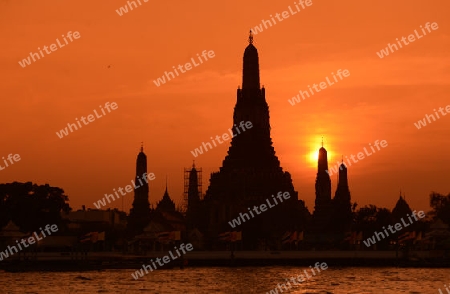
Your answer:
127,144 -> 151,235
332,161 -> 352,232
221,30 -> 273,170
392,192 -> 412,222
156,179 -> 176,212
312,141 -> 332,232
187,162 -> 201,208
185,162 -> 203,231
203,32 -> 306,249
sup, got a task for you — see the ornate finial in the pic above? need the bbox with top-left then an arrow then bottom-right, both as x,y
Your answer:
140,142 -> 143,152
249,30 -> 253,45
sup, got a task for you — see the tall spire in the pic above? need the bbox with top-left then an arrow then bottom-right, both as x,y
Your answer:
337,161 -> 349,190
332,157 -> 352,233
201,33 -> 304,249
234,31 -> 269,132
313,142 -> 332,232
127,145 -> 151,236
242,31 -> 260,90
188,164 -> 200,206
140,142 -> 143,153
318,143 -> 329,173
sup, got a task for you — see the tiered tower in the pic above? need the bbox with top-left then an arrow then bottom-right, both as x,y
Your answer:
332,161 -> 352,232
312,142 -> 332,233
184,162 -> 202,212
127,144 -> 151,235
185,162 -> 203,231
203,31 -> 305,249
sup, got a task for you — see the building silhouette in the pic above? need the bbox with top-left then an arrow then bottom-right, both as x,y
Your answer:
309,144 -> 356,245
125,34 -> 367,249
156,181 -> 176,212
331,161 -> 353,233
127,144 -> 151,236
311,143 -> 332,235
185,162 -> 203,231
392,192 -> 413,223
201,31 -> 307,249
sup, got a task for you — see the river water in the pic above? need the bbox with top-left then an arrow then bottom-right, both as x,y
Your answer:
0,267 -> 449,293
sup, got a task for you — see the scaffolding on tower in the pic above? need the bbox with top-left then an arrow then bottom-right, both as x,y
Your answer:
183,165 -> 202,213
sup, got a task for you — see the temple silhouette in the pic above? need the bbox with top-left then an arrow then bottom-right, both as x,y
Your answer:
124,32 -> 356,250
309,142 -> 353,244
312,142 -> 333,234
2,33 -> 446,266
191,31 -> 309,249
127,144 -> 151,237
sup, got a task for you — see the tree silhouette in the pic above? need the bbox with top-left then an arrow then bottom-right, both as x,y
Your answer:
0,182 -> 71,232
429,191 -> 450,224
354,205 -> 393,249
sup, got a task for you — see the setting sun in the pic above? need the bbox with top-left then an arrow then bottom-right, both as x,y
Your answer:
306,135 -> 334,168
308,150 -> 319,165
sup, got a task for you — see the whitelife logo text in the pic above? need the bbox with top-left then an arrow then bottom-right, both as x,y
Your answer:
56,102 -> 118,139
228,192 -> 290,228
18,31 -> 81,68
376,22 -> 439,59
153,50 -> 215,87
93,172 -> 156,209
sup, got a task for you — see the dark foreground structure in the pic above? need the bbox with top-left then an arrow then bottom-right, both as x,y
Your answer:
196,32 -> 309,250
1,250 -> 449,272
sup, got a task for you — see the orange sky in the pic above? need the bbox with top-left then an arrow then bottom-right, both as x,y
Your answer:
1,0 -> 449,214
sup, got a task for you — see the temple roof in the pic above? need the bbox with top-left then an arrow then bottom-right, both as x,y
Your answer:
156,184 -> 176,212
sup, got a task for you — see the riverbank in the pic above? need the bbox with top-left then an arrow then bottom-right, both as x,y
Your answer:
0,250 -> 449,272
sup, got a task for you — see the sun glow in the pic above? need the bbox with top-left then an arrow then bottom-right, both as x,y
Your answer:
309,150 -> 319,165
306,143 -> 334,168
